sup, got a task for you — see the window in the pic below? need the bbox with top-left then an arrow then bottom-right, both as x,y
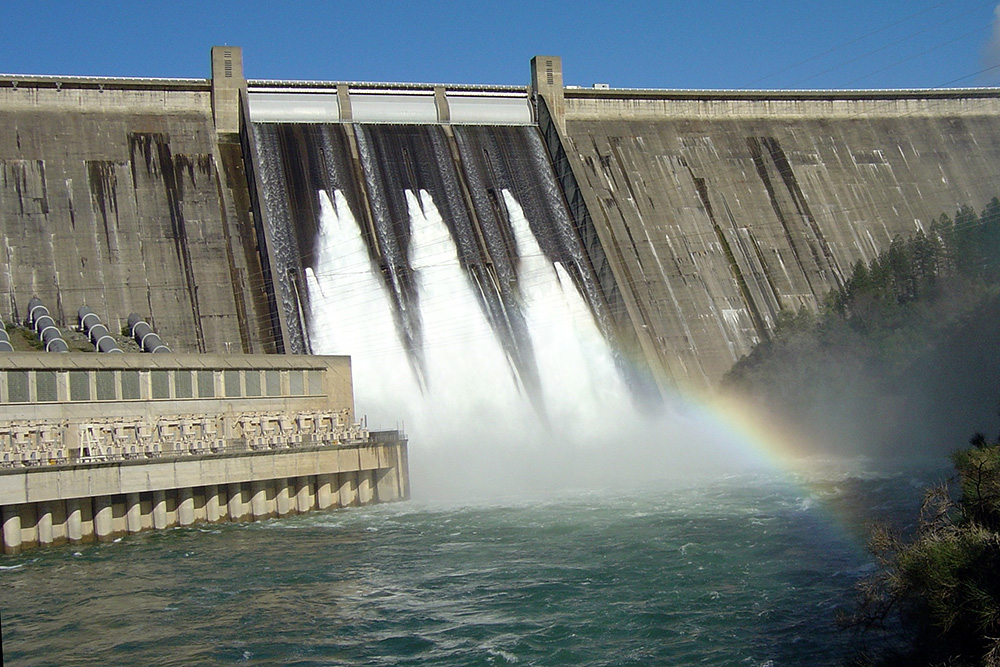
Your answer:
35,370 -> 57,402
7,371 -> 29,403
307,370 -> 323,395
96,371 -> 116,400
245,370 -> 261,397
224,370 -> 241,397
175,371 -> 193,399
151,370 -> 170,399
289,370 -> 304,396
265,370 -> 281,397
121,371 -> 140,400
197,370 -> 215,398
69,371 -> 90,401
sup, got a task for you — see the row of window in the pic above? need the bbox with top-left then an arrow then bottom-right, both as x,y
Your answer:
0,368 -> 326,404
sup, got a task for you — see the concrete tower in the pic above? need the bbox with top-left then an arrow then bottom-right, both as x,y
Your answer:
211,46 -> 245,134
531,55 -> 566,133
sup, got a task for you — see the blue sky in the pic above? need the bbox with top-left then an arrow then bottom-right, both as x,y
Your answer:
4,1 -> 1000,89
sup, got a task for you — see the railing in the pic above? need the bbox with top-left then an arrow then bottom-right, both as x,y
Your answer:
0,416 -> 406,470
369,429 -> 407,443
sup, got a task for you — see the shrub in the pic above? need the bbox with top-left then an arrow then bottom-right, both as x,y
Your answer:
845,440 -> 1000,666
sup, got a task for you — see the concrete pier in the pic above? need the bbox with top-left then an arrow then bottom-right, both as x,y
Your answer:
297,478 -> 314,513
66,500 -> 82,543
276,479 -> 292,516
339,474 -> 357,508
37,503 -> 53,546
251,481 -> 270,519
152,492 -> 168,530
3,506 -> 20,554
228,483 -> 246,522
178,488 -> 195,526
205,486 -> 221,523
94,496 -> 113,542
317,474 -> 334,510
126,493 -> 142,534
0,440 -> 407,553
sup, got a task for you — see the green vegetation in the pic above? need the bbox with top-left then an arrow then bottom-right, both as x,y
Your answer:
722,198 -> 1000,456
843,438 -> 1000,666
16,324 -> 46,351
720,199 -> 1000,663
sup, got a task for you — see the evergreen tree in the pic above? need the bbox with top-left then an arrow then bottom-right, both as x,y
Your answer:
845,438 -> 1000,666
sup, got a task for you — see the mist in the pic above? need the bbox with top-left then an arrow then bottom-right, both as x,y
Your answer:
307,186 -> 782,506
304,182 -> 985,506
293,135 -> 1000,507
720,289 -> 1000,469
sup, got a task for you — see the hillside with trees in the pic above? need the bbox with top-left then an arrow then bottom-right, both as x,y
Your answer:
722,198 -> 1000,458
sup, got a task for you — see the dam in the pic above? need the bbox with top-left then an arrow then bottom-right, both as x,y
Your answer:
0,47 -> 999,547
243,54 -> 1000,397
2,49 -> 998,386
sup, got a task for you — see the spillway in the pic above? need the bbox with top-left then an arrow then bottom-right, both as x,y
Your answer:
250,110 -> 669,493
252,117 -> 645,415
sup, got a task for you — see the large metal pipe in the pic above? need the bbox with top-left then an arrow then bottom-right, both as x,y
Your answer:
78,306 -> 123,354
0,317 -> 12,352
27,298 -> 68,353
127,313 -> 170,353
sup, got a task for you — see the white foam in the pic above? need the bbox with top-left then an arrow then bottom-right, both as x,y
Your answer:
305,188 -> 760,503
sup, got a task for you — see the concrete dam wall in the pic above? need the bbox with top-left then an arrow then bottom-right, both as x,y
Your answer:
2,49 -> 1000,396
535,57 -> 1000,388
0,75 -> 275,355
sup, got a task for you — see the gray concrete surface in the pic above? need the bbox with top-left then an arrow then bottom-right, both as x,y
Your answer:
0,75 -> 275,354
540,60 -> 1000,389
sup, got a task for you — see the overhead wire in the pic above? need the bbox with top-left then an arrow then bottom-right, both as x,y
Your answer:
784,0 -> 993,88
842,22 -> 994,87
746,0 -> 969,87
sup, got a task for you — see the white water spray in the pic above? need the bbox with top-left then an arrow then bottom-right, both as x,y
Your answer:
305,189 -> 418,425
307,188 -> 760,502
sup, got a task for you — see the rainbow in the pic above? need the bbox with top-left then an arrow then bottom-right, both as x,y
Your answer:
661,385 -> 902,550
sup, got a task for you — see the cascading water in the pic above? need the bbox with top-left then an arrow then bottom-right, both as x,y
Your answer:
256,122 -> 761,501
502,191 -> 632,430
306,185 -> 631,433
303,190 -> 410,386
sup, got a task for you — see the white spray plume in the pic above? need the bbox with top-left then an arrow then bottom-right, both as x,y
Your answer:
306,188 -> 768,506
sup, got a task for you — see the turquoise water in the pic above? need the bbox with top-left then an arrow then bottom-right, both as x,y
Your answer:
0,466 -> 940,666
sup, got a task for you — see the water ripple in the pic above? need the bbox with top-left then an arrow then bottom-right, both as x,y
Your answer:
0,470 -> 940,666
